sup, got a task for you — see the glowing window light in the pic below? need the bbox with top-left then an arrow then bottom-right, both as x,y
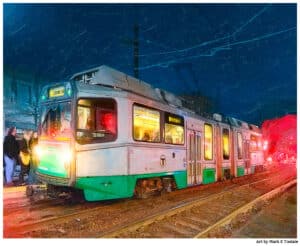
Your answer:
222,128 -> 230,160
204,123 -> 213,160
165,124 -> 184,144
237,132 -> 243,159
133,105 -> 160,142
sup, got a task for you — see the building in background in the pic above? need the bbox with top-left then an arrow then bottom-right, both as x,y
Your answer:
3,67 -> 48,136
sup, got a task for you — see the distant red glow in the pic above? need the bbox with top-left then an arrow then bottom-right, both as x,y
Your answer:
262,114 -> 297,164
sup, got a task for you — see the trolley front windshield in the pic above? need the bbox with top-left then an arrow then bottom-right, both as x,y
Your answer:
41,101 -> 72,138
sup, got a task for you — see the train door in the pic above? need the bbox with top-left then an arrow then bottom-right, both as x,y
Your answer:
215,126 -> 232,181
221,127 -> 231,180
215,126 -> 222,181
187,130 -> 202,186
236,131 -> 244,177
230,129 -> 236,178
244,140 -> 251,174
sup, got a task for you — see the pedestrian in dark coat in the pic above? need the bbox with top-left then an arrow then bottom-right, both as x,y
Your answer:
3,126 -> 19,186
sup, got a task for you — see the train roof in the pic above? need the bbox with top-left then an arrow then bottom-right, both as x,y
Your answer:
70,65 -> 260,131
70,65 -> 183,108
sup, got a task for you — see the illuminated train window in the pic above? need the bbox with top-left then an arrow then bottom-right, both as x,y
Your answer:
204,123 -> 213,160
237,132 -> 243,159
76,98 -> 117,144
164,113 -> 184,145
222,128 -> 230,160
250,134 -> 262,151
133,105 -> 161,143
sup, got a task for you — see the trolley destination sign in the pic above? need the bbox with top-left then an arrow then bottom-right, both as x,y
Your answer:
49,86 -> 65,98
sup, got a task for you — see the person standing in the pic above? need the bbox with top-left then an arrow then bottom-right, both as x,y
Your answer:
3,126 -> 19,187
28,131 -> 39,184
18,130 -> 31,185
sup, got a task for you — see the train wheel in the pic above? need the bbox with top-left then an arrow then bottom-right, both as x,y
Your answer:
134,179 -> 149,199
134,177 -> 176,199
134,178 -> 164,199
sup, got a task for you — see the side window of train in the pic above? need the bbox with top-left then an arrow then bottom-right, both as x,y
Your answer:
250,134 -> 261,151
204,123 -> 213,160
76,98 -> 117,144
222,128 -> 230,160
164,113 -> 184,145
237,132 -> 243,159
133,104 -> 161,143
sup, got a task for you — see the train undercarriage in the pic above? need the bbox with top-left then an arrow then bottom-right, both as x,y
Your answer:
27,176 -> 178,202
134,177 -> 177,199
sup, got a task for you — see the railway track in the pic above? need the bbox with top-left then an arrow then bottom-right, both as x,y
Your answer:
3,196 -> 123,237
100,171 -> 296,238
195,179 -> 297,238
3,165 -> 295,238
3,169 -> 268,233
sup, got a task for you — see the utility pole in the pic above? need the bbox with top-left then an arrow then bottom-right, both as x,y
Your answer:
120,24 -> 140,78
133,24 -> 139,79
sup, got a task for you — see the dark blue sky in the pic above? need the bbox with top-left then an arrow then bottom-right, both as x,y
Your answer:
3,3 -> 297,125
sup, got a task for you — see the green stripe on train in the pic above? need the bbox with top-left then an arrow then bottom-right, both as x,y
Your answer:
237,166 -> 245,177
75,171 -> 187,201
37,152 -> 68,178
202,168 -> 216,184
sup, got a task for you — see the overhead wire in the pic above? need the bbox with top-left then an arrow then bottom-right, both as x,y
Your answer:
138,26 -> 296,70
138,4 -> 272,58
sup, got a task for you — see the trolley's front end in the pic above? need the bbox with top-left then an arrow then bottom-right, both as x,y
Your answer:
35,82 -> 76,190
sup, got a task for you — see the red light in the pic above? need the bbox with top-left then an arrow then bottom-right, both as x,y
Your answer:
262,114 -> 297,164
263,140 -> 268,150
101,112 -> 116,134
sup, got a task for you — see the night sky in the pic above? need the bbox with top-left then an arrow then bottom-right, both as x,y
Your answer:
3,3 -> 297,125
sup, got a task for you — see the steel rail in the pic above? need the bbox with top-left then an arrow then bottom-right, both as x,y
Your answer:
4,201 -> 115,236
5,169 -> 270,234
4,167 -> 292,237
99,173 -> 290,238
194,179 -> 297,238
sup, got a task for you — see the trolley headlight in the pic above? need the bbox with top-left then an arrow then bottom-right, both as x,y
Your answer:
34,145 -> 44,158
61,148 -> 73,164
61,147 -> 73,171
